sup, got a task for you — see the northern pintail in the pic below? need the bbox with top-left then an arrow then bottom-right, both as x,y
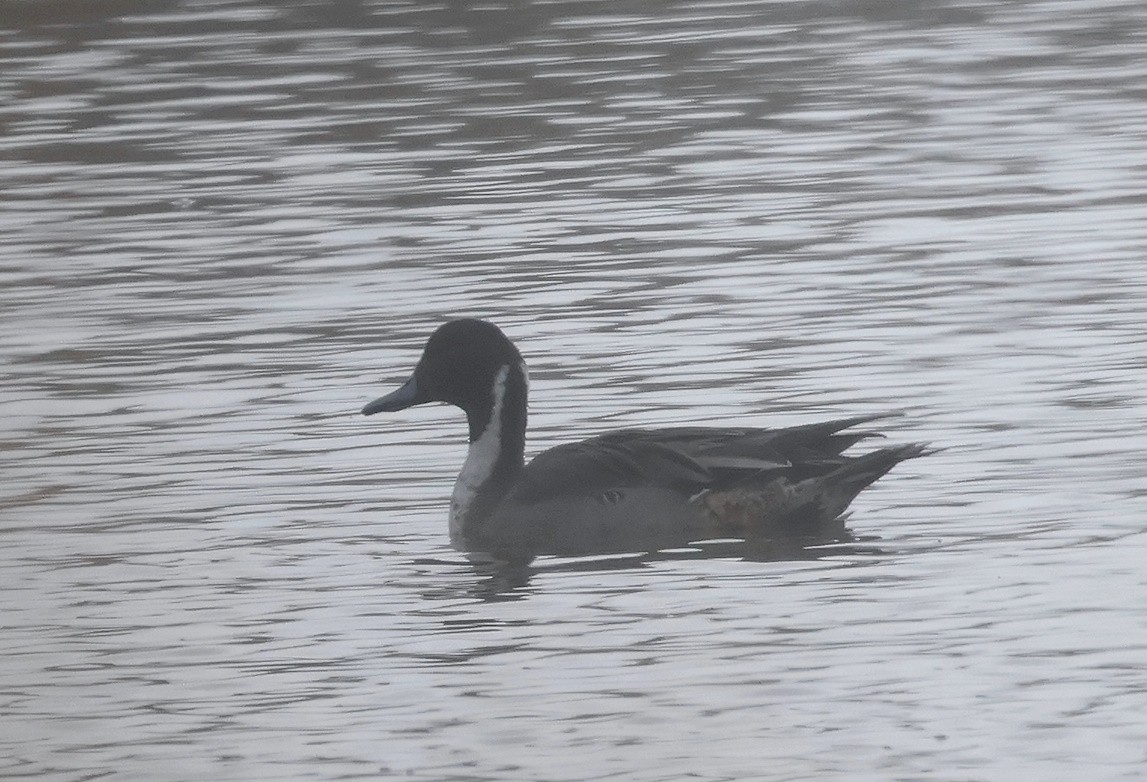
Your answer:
362,319 -> 929,560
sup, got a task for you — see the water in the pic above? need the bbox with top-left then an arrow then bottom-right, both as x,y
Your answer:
3,0 -> 1147,779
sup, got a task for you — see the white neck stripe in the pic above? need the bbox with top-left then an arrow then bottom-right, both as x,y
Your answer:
449,364 -> 510,545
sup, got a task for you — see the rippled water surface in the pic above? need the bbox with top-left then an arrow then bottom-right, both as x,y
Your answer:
3,1 -> 1147,779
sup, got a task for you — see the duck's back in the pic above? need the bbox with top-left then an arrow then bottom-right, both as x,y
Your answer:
478,416 -> 925,557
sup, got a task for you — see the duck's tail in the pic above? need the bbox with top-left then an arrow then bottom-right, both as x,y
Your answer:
813,442 -> 933,520
691,441 -> 933,536
836,442 -> 932,486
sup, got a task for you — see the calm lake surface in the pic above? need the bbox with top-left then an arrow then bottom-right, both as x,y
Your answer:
3,0 -> 1147,779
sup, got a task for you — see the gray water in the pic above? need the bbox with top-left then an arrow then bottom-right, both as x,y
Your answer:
3,0 -> 1147,779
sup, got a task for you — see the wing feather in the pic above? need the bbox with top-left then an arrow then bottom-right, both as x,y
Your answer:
511,415 -> 896,504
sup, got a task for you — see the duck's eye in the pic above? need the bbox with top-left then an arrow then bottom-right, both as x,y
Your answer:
600,489 -> 624,505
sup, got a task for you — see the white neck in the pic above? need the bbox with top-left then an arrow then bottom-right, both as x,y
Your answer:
449,364 -> 518,547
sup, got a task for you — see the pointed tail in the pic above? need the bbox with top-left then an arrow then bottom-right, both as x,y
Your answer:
834,442 -> 933,490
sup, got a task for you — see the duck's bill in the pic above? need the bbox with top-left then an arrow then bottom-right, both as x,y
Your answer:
362,375 -> 426,415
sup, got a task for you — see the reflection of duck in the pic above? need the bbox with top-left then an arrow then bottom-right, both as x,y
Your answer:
362,319 -> 929,562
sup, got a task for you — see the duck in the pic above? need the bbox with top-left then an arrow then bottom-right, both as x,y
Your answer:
361,319 -> 929,561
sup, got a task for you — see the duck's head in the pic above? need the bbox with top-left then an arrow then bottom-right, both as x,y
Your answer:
362,319 -> 523,418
